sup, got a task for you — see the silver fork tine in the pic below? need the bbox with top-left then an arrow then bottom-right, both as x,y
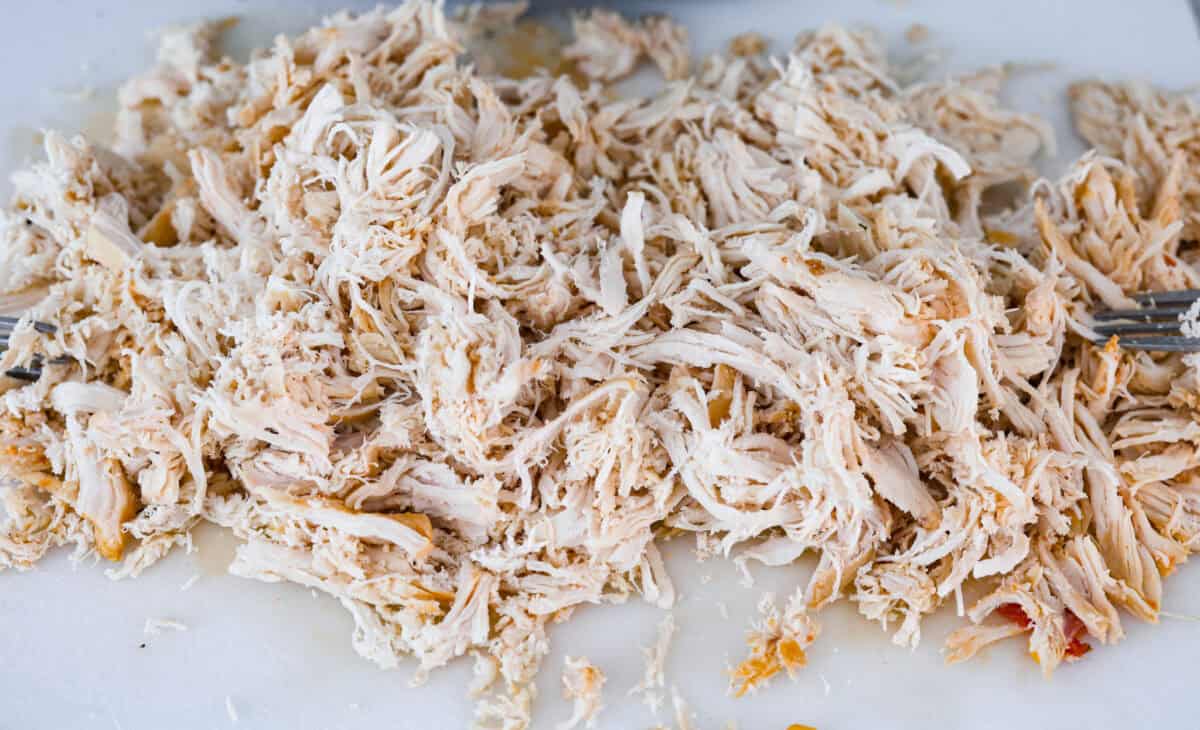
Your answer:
1,317 -> 62,380
1093,304 -> 1194,321
1094,320 -> 1186,336
1132,289 -> 1200,305
0,316 -> 55,334
1106,336 -> 1200,352
1092,290 -> 1200,352
3,352 -> 70,380
4,351 -> 42,380
4,366 -> 43,381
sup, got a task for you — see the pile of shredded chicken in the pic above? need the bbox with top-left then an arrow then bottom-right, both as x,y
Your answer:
3,3 -> 1200,726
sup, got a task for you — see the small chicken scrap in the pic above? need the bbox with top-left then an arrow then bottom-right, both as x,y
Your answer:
557,656 -> 606,730
2,2 -> 1200,726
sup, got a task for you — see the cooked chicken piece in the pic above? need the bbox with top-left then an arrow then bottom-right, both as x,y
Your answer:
557,656 -> 606,730
731,592 -> 819,697
631,613 -> 676,712
563,9 -> 645,81
1070,80 -> 1200,239
641,16 -> 690,81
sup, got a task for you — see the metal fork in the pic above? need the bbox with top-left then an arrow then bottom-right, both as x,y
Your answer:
0,315 -> 64,381
1093,290 -> 1200,352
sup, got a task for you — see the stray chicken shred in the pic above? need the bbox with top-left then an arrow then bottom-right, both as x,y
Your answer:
557,656 -> 606,730
631,612 -> 676,713
2,2 -> 1200,726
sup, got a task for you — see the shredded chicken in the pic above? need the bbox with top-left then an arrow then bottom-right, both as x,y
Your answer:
731,592 -> 818,697
2,2 -> 1200,727
631,612 -> 676,713
143,617 -> 188,635
1070,80 -> 1200,240
556,656 -> 605,730
669,687 -> 697,730
564,8 -> 690,81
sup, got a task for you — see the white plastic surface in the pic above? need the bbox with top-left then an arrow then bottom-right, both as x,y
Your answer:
2,2 -> 1200,729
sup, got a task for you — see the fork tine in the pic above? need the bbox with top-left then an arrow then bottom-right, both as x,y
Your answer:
1094,304 -> 1193,321
0,316 -> 55,334
3,366 -> 42,381
1108,336 -> 1200,352
0,318 -> 69,378
1094,320 -> 1184,336
1096,290 -> 1200,352
1132,289 -> 1200,306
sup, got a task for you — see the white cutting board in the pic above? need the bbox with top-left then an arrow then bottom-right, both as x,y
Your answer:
2,2 -> 1199,729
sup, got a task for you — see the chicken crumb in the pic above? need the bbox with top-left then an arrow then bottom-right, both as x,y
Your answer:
732,593 -> 818,697
728,32 -> 768,57
631,613 -> 676,713
143,618 -> 188,636
671,687 -> 696,730
905,23 -> 930,44
557,656 -> 605,729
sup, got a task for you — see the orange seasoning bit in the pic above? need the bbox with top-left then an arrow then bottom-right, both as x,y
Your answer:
707,364 -> 736,426
995,602 -> 1032,630
777,637 -> 808,670
984,228 -> 1019,246
1062,610 -> 1093,661
997,603 -> 1093,662
731,654 -> 780,699
731,636 -> 809,698
1064,639 -> 1093,660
